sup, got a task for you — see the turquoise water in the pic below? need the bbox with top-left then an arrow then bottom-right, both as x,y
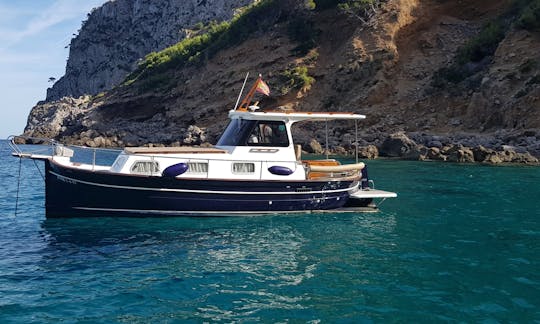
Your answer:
1,140 -> 539,322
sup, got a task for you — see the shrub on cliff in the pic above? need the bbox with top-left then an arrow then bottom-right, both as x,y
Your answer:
280,66 -> 315,94
517,0 -> 540,31
456,21 -> 505,65
432,0 -> 540,88
432,20 -> 505,87
125,0 -> 281,86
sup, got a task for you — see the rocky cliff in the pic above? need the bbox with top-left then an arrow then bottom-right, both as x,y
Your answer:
46,0 -> 254,101
24,0 -> 540,163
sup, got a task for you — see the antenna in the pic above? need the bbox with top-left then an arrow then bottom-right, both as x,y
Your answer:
234,72 -> 249,111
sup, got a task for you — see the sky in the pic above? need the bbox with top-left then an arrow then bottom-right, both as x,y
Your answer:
0,0 -> 107,138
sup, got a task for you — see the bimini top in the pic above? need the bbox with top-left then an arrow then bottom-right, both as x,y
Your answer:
228,109 -> 366,124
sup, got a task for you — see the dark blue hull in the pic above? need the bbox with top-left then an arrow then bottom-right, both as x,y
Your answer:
45,160 -> 359,218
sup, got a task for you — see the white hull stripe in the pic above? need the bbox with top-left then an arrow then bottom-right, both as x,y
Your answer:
50,171 -> 357,195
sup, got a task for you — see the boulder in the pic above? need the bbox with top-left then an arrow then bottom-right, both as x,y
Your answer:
512,152 -> 539,164
357,145 -> 379,159
446,145 -> 475,163
183,125 -> 206,145
472,145 -> 495,162
305,139 -> 324,154
498,149 -> 518,163
426,147 -> 447,161
333,146 -> 348,155
379,132 -> 419,157
483,153 -> 504,164
403,145 -> 428,161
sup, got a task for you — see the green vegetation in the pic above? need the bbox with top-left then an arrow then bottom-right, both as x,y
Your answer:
517,0 -> 540,31
456,21 -> 505,65
433,0 -> 540,88
280,66 -> 315,94
313,0 -> 378,10
124,0 -> 280,87
337,0 -> 378,11
432,20 -> 506,87
93,92 -> 106,100
305,0 -> 316,10
313,0 -> 382,18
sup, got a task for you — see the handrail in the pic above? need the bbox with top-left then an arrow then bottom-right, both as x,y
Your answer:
8,135 -> 56,156
7,135 -> 363,181
308,162 -> 365,172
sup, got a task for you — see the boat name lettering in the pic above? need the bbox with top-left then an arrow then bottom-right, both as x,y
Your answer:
57,175 -> 76,184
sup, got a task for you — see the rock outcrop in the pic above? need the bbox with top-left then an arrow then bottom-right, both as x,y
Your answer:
46,0 -> 254,101
375,133 -> 539,164
379,132 -> 419,158
24,96 -> 92,139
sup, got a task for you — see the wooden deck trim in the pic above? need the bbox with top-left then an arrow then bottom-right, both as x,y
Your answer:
124,147 -> 227,155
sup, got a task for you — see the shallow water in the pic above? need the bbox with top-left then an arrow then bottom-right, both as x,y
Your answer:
1,140 -> 539,322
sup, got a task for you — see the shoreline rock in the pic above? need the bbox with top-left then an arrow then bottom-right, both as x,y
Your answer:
19,127 -> 539,165
374,132 -> 539,165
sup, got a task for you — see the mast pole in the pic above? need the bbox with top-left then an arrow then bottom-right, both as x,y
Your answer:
234,72 -> 249,111
325,119 -> 329,160
355,119 -> 359,164
238,74 -> 262,111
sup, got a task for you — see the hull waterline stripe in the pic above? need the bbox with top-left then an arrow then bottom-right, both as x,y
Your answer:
73,207 -> 321,216
50,171 -> 357,195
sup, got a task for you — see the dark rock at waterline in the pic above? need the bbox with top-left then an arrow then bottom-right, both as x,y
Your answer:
471,145 -> 538,164
445,145 -> 475,163
426,147 -> 447,161
379,132 -> 419,157
472,145 -> 499,163
403,144 -> 428,161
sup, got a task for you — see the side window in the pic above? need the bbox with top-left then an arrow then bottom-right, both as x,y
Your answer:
232,162 -> 255,174
247,121 -> 289,147
186,162 -> 208,174
130,161 -> 160,175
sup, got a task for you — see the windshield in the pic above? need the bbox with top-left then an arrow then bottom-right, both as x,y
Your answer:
217,119 -> 289,147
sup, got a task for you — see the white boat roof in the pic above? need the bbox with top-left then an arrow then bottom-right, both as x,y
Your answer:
228,109 -> 366,123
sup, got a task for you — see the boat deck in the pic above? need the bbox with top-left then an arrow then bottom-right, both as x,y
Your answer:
350,189 -> 398,199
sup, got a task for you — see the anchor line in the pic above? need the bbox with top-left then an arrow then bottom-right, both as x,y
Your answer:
32,159 -> 44,180
15,156 -> 22,217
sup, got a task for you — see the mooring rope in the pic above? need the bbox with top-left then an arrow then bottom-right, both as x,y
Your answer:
15,156 -> 22,217
32,159 -> 44,181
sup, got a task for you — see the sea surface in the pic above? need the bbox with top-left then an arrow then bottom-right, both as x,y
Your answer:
0,140 -> 539,322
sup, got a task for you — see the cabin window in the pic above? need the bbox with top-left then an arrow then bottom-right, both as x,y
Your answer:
130,161 -> 159,175
232,162 -> 255,174
112,155 -> 128,171
217,119 -> 289,147
187,162 -> 208,174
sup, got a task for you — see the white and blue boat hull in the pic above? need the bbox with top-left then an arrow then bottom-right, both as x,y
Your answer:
45,159 -> 359,218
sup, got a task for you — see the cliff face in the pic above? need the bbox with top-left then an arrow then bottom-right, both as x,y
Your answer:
25,0 -> 540,159
46,0 -> 254,101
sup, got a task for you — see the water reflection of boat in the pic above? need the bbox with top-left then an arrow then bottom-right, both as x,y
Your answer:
11,76 -> 396,218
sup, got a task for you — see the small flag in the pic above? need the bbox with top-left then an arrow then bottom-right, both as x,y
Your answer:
255,78 -> 270,96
